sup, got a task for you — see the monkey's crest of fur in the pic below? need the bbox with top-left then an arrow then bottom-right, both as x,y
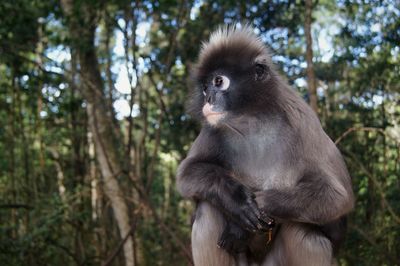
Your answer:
198,25 -> 272,67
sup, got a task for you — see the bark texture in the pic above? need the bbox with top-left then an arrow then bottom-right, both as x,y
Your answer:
305,0 -> 319,114
60,1 -> 135,265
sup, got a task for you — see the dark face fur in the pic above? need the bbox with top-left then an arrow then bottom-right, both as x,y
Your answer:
188,27 -> 274,126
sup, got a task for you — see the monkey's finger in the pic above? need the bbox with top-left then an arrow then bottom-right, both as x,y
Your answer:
257,218 -> 270,231
248,211 -> 262,229
247,201 -> 264,228
236,213 -> 255,231
218,238 -> 233,254
248,200 -> 261,218
241,212 -> 260,232
217,239 -> 224,249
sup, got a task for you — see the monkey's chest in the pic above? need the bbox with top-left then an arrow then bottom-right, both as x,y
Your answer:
224,133 -> 299,190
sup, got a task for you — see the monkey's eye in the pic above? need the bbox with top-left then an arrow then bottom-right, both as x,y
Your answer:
255,64 -> 265,76
214,76 -> 223,87
255,63 -> 268,81
213,75 -> 230,91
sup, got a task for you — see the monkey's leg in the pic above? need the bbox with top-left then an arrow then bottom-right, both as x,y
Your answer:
262,223 -> 333,266
192,202 -> 236,266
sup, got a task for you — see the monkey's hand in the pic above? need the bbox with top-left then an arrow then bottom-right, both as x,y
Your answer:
218,221 -> 251,254
215,180 -> 263,232
254,190 -> 281,222
254,189 -> 299,224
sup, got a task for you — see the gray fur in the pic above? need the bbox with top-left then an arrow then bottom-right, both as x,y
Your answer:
191,202 -> 235,266
177,25 -> 354,266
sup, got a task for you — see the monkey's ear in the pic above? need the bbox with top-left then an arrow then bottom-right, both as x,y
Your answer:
254,57 -> 270,82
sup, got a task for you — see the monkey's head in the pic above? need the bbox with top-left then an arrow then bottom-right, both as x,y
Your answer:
188,25 -> 276,126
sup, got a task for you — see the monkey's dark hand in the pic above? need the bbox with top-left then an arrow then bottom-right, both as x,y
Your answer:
218,221 -> 251,254
213,180 -> 263,232
254,190 -> 295,223
254,191 -> 270,219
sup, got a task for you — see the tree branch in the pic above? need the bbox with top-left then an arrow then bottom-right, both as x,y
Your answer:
0,204 -> 33,210
335,126 -> 399,145
102,219 -> 138,266
349,224 -> 398,264
343,149 -> 400,224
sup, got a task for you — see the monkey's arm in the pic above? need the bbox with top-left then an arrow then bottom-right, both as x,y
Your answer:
178,158 -> 262,231
255,173 -> 354,225
177,130 -> 262,232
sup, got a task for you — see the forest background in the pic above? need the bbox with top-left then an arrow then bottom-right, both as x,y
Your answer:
0,0 -> 399,265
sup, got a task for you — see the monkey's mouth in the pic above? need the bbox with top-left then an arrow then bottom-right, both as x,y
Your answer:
204,111 -> 224,117
202,104 -> 225,125
202,103 -> 225,117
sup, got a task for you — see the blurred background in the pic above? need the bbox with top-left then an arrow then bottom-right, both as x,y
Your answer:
0,0 -> 399,265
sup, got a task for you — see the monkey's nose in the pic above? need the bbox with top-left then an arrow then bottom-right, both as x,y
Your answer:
206,92 -> 215,104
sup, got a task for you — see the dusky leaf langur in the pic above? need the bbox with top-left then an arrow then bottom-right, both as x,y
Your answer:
176,25 -> 354,266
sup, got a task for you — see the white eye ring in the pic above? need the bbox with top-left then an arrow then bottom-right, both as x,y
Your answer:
213,75 -> 230,91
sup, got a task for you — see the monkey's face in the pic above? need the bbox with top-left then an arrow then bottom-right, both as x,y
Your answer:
201,73 -> 230,125
197,62 -> 269,126
187,26 -> 273,126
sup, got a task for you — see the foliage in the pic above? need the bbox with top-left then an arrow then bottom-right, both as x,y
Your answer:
0,0 -> 399,265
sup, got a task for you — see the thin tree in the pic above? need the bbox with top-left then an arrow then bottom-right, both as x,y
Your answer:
305,0 -> 318,114
60,1 -> 135,265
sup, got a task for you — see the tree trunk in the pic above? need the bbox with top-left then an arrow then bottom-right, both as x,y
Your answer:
305,0 -> 318,114
60,1 -> 135,265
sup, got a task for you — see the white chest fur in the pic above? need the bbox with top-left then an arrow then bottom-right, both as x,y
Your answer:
223,122 -> 302,191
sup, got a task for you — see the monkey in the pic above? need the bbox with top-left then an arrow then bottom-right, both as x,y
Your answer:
176,25 -> 354,266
